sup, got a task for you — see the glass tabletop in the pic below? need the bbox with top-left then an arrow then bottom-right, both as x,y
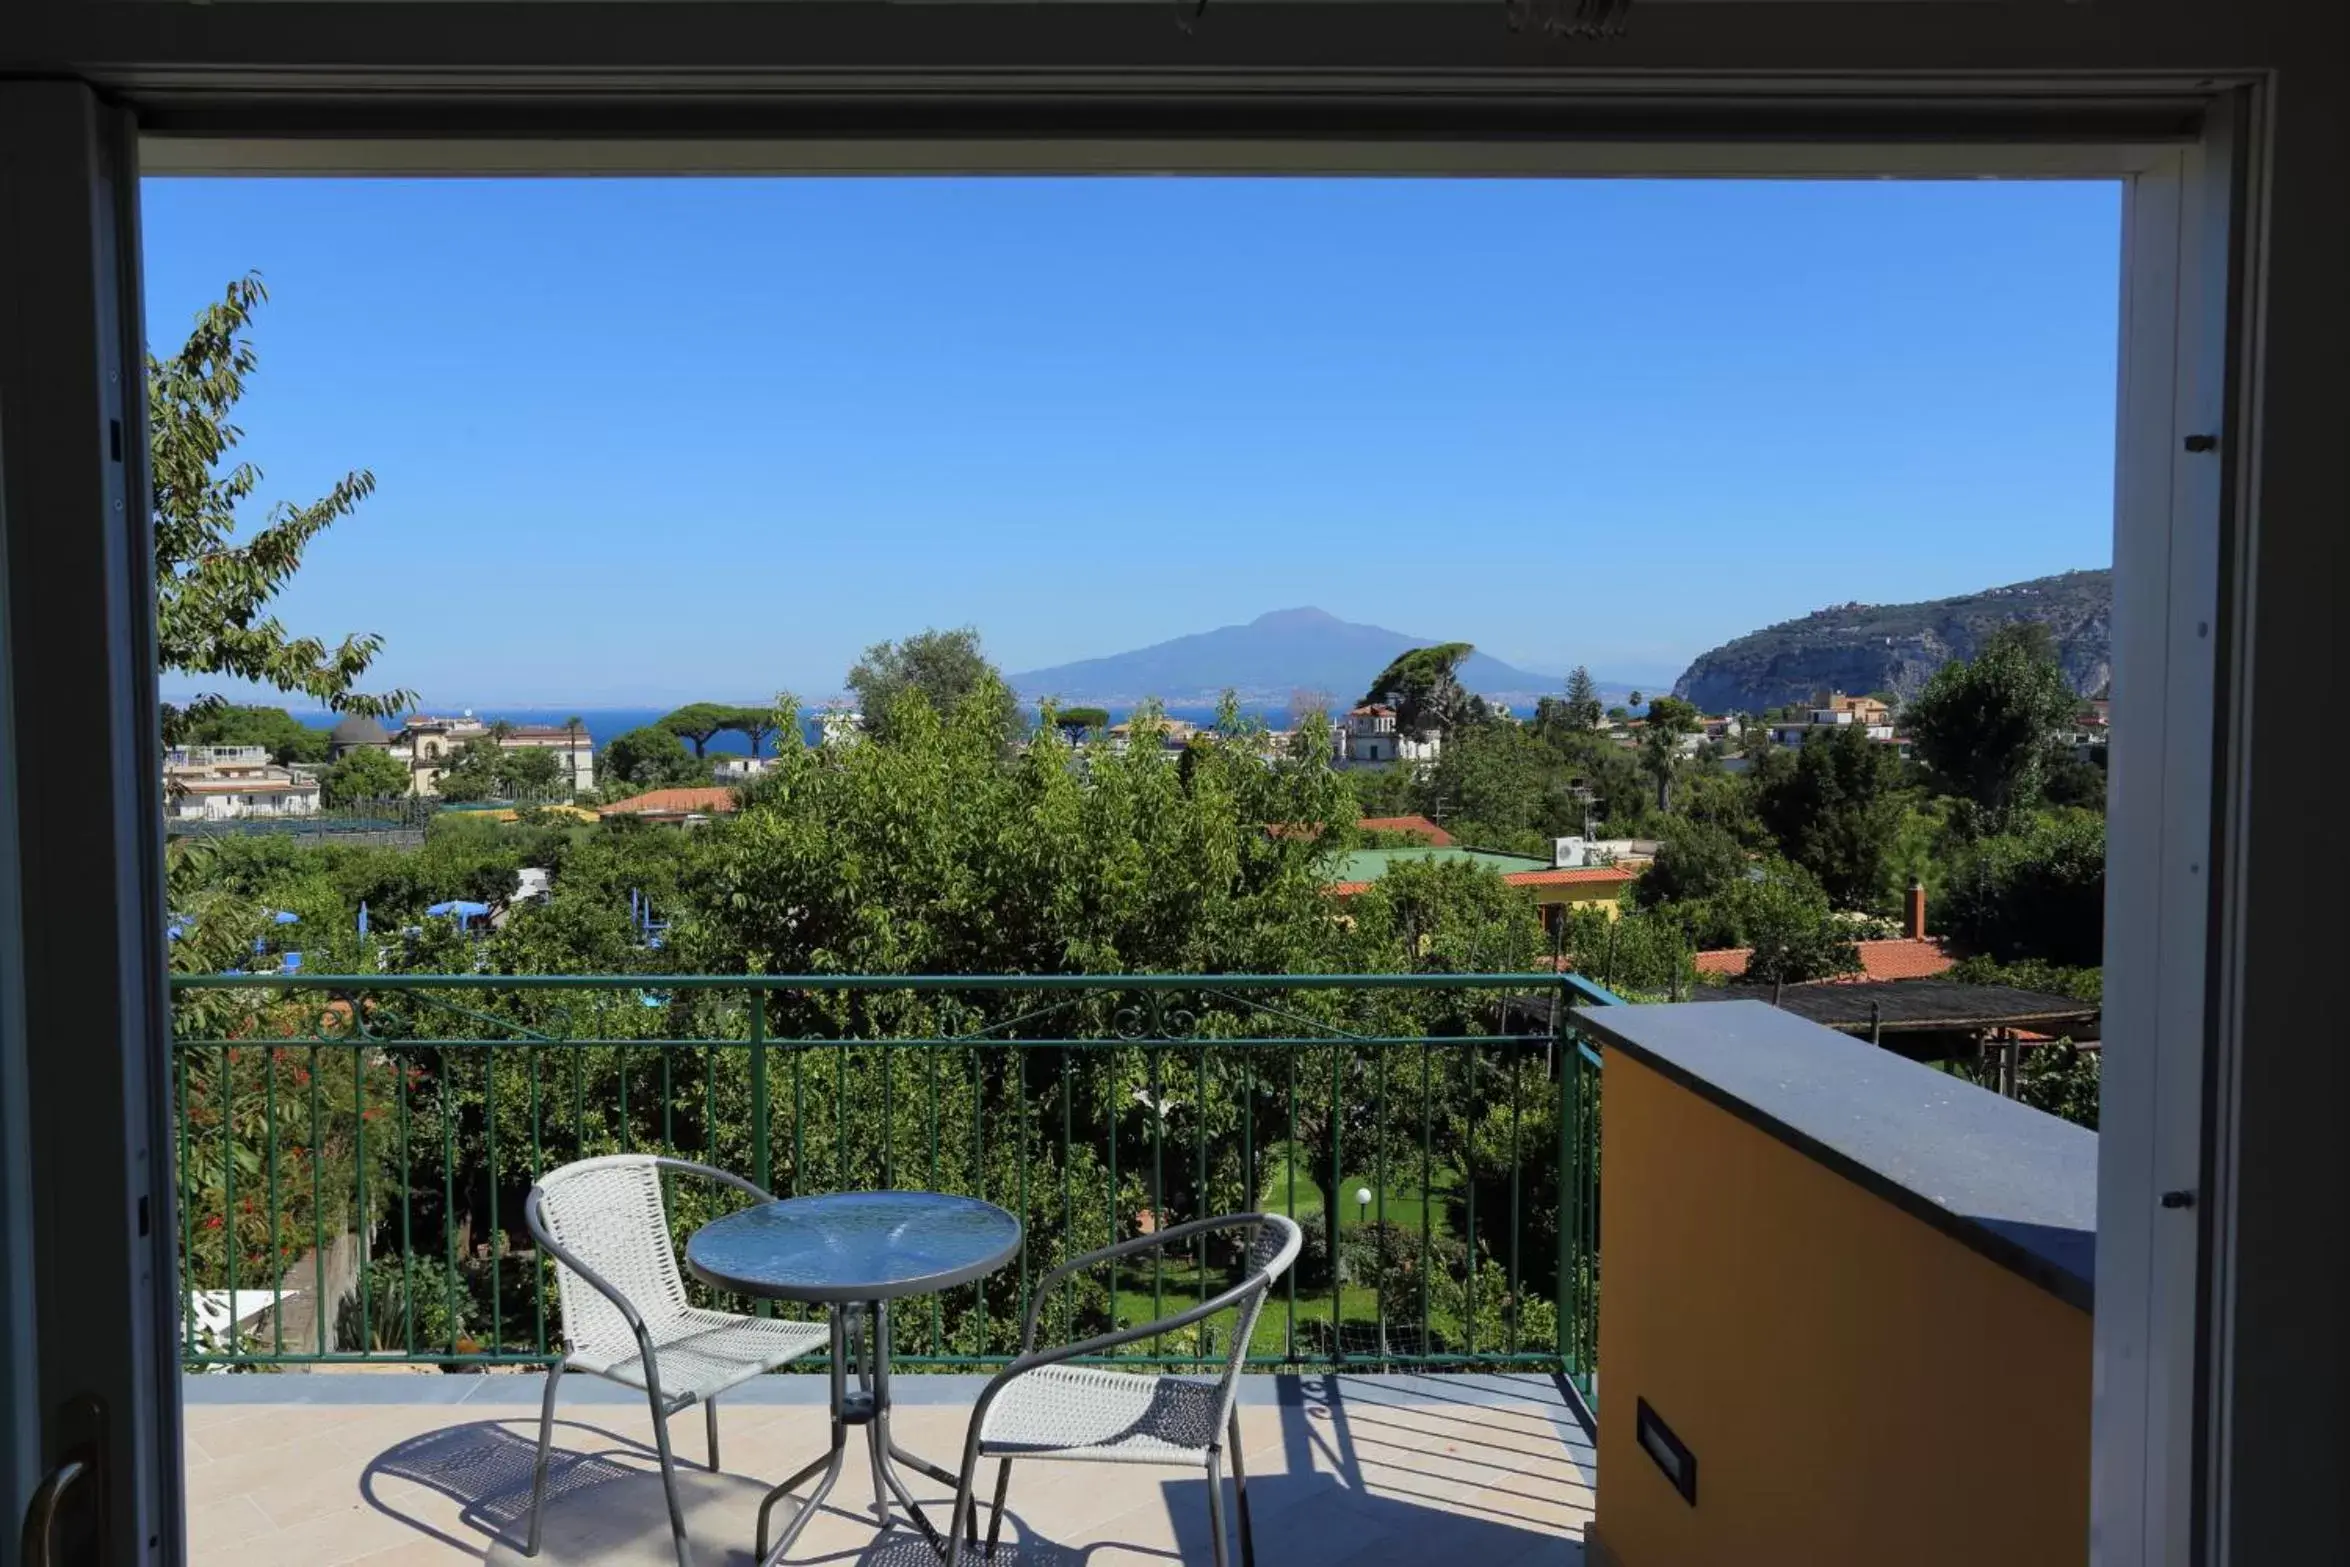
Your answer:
684,1190 -> 1023,1303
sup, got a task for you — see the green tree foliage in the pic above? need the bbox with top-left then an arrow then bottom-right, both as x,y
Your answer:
1345,764 -> 1419,820
2041,750 -> 2108,814
179,704 -> 332,765
656,702 -> 734,758
1414,719 -> 1567,855
1941,811 -> 2106,966
1946,953 -> 2103,1003
1637,696 -> 1700,812
438,737 -> 568,802
1673,768 -> 1770,846
2013,1042 -> 2101,1130
721,704 -> 781,757
1561,666 -> 1605,732
692,686 -> 1349,975
1555,906 -> 1697,997
1754,722 -> 1905,909
1737,875 -> 1864,985
1904,624 -> 2080,831
1336,859 -> 1546,975
1053,706 -> 1111,737
1533,666 -> 1607,741
1644,846 -> 1857,980
500,745 -> 564,795
1635,819 -> 1751,909
1359,643 -> 1486,737
320,745 -> 411,808
151,274 -> 412,737
600,725 -> 707,794
846,627 -> 1020,747
432,738 -> 505,803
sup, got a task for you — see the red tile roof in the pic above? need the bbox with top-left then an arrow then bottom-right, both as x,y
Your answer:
1849,938 -> 1958,980
1502,866 -> 1640,889
1694,938 -> 1955,982
1357,815 -> 1455,846
598,787 -> 740,818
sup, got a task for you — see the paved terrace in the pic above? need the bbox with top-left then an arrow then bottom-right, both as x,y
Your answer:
184,1372 -> 1592,1566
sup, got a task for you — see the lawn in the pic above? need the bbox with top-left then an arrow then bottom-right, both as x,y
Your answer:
1108,1267 -> 1388,1360
1254,1142 -> 1457,1239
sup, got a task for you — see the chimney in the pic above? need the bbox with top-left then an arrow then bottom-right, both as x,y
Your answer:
1905,877 -> 1928,941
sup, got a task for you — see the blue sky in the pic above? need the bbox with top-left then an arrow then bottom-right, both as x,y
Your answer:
142,177 -> 2121,706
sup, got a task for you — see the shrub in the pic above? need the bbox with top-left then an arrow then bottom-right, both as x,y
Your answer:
1943,811 -> 2106,966
341,1254 -> 476,1356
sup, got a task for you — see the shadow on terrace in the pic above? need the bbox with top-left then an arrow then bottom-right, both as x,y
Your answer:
173,972 -> 1602,1566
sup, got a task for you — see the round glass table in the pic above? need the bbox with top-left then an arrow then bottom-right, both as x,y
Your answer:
685,1191 -> 1021,1565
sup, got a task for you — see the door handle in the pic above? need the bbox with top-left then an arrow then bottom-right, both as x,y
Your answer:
20,1458 -> 88,1567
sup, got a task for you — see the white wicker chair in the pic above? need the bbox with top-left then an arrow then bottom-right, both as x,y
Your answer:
942,1213 -> 1302,1567
523,1154 -> 829,1567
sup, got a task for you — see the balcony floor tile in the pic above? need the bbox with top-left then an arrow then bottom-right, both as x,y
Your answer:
181,1373 -> 1591,1566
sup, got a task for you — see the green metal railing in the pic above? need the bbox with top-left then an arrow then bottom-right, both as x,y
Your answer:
171,971 -> 1612,1387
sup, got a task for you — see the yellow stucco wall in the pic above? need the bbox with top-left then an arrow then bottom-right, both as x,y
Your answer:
1590,1052 -> 2091,1567
1530,884 -> 1626,922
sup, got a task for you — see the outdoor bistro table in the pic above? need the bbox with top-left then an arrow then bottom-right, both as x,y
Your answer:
685,1190 -> 1022,1565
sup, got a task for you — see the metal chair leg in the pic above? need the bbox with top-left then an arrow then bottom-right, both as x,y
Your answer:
943,1435 -> 986,1567
1206,1448 -> 1231,1567
646,1386 -> 697,1567
525,1361 -> 564,1557
983,1458 -> 1013,1559
1228,1410 -> 1256,1567
705,1395 -> 721,1472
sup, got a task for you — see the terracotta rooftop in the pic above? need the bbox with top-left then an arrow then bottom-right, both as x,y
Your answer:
1694,937 -> 1956,982
1501,866 -> 1641,889
597,786 -> 740,818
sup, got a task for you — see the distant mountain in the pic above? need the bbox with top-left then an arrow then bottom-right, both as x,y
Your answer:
1671,569 -> 2111,715
1010,608 -> 1563,707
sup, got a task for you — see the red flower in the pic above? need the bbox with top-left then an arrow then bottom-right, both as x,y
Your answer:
204,1215 -> 223,1230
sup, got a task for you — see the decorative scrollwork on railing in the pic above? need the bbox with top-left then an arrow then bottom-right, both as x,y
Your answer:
1111,992 -> 1205,1044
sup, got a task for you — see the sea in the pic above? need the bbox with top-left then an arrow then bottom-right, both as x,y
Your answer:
284,700 -> 1550,754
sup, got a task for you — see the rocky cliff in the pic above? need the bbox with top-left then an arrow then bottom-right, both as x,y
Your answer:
1671,569 -> 2111,714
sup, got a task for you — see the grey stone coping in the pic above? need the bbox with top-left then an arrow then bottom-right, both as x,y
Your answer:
1574,998 -> 2096,1310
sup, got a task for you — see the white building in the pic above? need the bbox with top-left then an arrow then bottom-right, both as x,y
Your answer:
163,745 -> 322,819
1332,704 -> 1441,771
1769,691 -> 1897,748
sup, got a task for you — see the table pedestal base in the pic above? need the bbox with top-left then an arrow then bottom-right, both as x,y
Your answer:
756,1303 -> 978,1567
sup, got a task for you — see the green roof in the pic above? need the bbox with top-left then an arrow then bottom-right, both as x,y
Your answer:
1331,846 -> 1551,884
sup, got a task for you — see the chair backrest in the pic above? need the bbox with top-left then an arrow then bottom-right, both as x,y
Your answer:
1203,1214 -> 1303,1423
528,1155 -> 693,1361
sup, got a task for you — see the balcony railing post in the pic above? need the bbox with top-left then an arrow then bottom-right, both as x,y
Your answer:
749,990 -> 769,1197
1555,980 -> 1573,1379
